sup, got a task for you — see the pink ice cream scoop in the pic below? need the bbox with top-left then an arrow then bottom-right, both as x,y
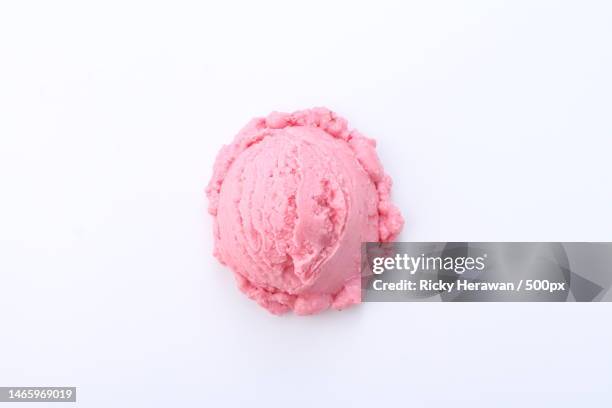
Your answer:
206,108 -> 403,315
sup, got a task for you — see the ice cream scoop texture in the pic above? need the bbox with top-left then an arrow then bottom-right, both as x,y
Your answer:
207,108 -> 403,315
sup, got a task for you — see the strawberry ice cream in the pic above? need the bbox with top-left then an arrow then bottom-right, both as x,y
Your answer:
206,108 -> 403,315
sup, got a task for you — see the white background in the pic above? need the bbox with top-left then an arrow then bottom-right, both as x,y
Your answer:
1,1 -> 611,407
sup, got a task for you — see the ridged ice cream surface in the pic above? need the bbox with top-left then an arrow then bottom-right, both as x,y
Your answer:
206,108 -> 403,315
